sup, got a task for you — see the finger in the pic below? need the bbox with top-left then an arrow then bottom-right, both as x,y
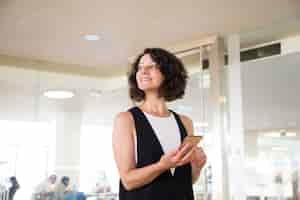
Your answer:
164,150 -> 179,164
176,147 -> 197,166
195,147 -> 206,158
192,155 -> 207,168
195,156 -> 207,164
181,146 -> 197,163
175,144 -> 193,160
198,147 -> 206,155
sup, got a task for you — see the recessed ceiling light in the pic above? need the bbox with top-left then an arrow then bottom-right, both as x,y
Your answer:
43,90 -> 74,99
83,34 -> 99,41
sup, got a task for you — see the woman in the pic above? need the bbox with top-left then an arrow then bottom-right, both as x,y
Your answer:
113,48 -> 207,200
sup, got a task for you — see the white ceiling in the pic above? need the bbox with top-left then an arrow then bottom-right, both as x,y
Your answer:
0,0 -> 300,130
0,0 -> 300,75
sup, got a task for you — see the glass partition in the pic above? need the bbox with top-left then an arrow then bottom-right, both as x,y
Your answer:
241,52 -> 300,200
226,20 -> 300,200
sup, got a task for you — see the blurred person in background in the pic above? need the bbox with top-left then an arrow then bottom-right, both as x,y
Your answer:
54,176 -> 86,200
32,174 -> 57,200
8,176 -> 19,200
292,169 -> 299,200
54,176 -> 71,200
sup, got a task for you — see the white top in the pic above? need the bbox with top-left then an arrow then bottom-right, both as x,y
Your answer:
134,111 -> 181,175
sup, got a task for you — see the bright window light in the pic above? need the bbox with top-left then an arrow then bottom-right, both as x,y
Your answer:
0,120 -> 56,200
80,125 -> 118,193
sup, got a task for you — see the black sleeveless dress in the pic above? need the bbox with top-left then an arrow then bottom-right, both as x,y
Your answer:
119,107 -> 194,200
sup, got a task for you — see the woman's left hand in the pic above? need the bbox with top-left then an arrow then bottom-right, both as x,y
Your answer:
191,147 -> 207,169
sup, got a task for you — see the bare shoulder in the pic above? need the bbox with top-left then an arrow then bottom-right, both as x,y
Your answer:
179,114 -> 193,125
178,114 -> 194,136
113,111 -> 135,134
115,111 -> 133,123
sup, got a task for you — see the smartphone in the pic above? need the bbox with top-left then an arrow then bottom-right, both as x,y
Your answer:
181,135 -> 202,147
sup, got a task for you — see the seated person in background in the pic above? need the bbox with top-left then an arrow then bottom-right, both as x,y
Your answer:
54,176 -> 72,200
8,176 -> 20,200
92,182 -> 111,193
32,174 -> 57,200
91,172 -> 111,194
54,176 -> 86,200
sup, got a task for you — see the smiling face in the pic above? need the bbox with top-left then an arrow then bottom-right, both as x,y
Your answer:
136,54 -> 164,93
129,48 -> 188,102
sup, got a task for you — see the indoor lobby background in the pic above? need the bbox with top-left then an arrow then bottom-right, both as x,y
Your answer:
1,1 -> 300,200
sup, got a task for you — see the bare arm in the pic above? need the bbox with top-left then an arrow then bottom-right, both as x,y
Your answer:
112,112 -> 188,191
180,115 -> 207,184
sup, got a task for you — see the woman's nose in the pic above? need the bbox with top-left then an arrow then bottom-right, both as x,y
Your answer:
140,67 -> 149,74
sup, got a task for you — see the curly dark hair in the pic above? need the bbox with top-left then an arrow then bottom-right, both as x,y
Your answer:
128,48 -> 188,102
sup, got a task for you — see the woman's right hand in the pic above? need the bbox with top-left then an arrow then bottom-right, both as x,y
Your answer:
158,143 -> 196,170
158,150 -> 179,170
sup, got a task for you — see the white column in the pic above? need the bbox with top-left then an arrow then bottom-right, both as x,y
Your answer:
54,98 -> 83,186
208,38 -> 230,200
227,34 -> 246,200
